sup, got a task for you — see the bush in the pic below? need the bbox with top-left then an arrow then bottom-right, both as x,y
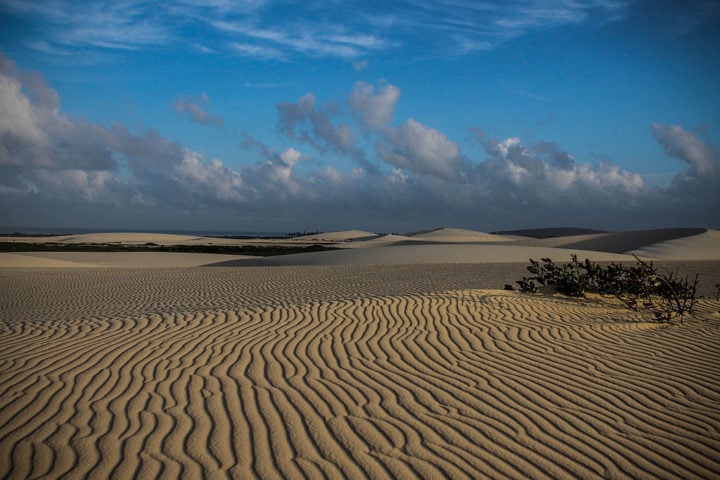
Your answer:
516,255 -> 699,322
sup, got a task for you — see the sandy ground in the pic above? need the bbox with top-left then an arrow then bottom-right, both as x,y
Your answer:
218,244 -> 641,267
1,227 -> 719,478
1,264 -> 720,479
0,252 -> 252,268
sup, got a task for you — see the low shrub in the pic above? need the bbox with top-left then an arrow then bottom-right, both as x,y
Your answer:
515,255 -> 698,322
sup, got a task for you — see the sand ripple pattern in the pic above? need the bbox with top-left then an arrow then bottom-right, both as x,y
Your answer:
1,268 -> 719,479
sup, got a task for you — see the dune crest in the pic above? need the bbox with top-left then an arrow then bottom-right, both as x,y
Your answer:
630,229 -> 720,260
408,227 -> 511,243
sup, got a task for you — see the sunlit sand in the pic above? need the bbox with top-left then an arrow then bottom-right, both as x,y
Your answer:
1,227 -> 719,479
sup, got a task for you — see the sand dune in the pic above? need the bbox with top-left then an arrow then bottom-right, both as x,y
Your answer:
408,227 -> 511,243
0,252 -> 251,268
0,252 -> 98,268
48,232 -> 204,244
293,230 -> 377,242
1,266 -> 718,479
2,227 -> 717,269
518,228 -> 707,253
630,229 -> 720,260
341,234 -> 415,248
216,244 -> 639,267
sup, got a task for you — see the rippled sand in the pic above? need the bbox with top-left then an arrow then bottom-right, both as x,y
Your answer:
1,265 -> 719,479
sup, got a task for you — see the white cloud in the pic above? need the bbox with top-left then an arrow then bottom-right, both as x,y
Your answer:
476,133 -> 644,194
229,42 -> 285,59
175,150 -> 243,201
652,124 -> 719,176
377,118 -> 466,181
277,92 -> 357,154
349,81 -> 400,129
34,169 -> 118,203
0,70 -> 49,166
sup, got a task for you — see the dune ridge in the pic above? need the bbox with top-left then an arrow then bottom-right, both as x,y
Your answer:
4,227 -> 720,269
1,267 -> 719,479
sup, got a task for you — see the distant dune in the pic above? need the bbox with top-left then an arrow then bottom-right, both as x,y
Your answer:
47,232 -> 203,244
549,228 -> 707,253
215,244 -> 639,267
493,227 -> 608,238
2,226 -> 719,267
406,227 -> 511,243
630,229 -> 720,260
292,229 -> 377,242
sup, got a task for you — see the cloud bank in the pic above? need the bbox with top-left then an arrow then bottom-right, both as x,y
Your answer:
1,52 -> 718,231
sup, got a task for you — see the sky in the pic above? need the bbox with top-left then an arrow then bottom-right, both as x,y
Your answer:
1,0 -> 719,233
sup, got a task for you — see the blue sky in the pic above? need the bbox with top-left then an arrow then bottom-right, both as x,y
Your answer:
1,0 -> 719,232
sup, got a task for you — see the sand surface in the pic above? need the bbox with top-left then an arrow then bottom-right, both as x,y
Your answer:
407,227 -> 512,243
630,229 -> 720,260
215,244 -> 642,267
514,228 -> 708,253
0,252 -> 251,268
1,265 -> 719,479
5,228 -> 720,268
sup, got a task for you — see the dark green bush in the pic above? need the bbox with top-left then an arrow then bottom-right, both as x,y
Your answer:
516,255 -> 699,322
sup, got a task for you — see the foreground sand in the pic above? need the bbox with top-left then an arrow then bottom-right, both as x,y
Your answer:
1,265 -> 719,479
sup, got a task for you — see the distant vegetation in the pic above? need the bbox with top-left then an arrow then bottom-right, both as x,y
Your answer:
511,255 -> 699,322
0,242 -> 336,256
284,230 -> 322,238
0,232 -> 73,237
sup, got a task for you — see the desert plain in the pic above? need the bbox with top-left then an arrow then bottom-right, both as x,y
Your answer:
1,227 -> 719,479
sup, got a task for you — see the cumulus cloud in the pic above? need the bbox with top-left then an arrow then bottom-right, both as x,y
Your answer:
277,92 -> 357,155
0,54 -> 116,171
0,66 -> 49,167
652,124 -> 719,176
174,92 -> 224,127
377,118 -> 468,181
474,132 -> 644,204
349,81 -> 400,129
175,151 -> 243,202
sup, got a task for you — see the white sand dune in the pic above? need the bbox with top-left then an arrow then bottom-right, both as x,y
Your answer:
2,227 -> 715,269
518,228 -> 707,254
0,252 -> 98,268
408,227 -> 511,243
511,232 -> 611,248
630,229 -> 720,260
342,233 -> 415,248
49,232 -> 203,244
215,243 -> 639,267
292,229 -> 377,242
1,266 -> 718,479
